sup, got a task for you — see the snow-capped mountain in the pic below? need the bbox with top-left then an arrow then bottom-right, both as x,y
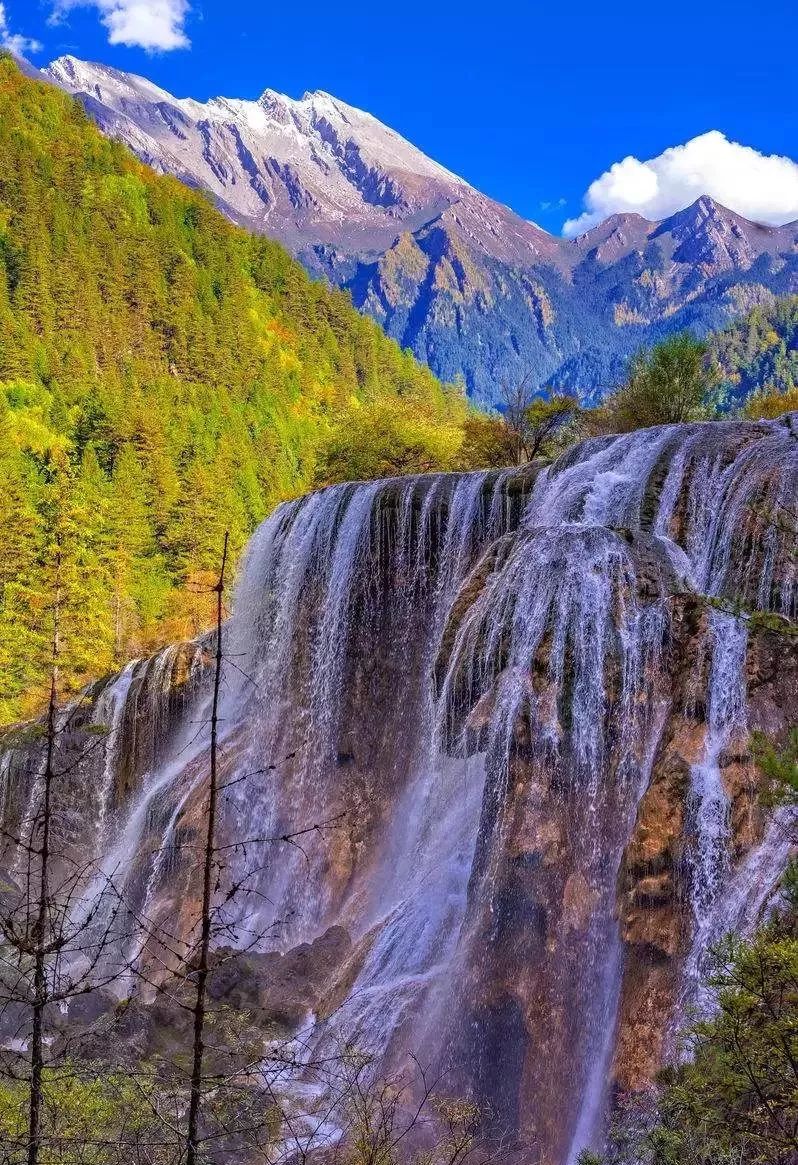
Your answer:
44,55 -> 798,401
45,56 -> 479,249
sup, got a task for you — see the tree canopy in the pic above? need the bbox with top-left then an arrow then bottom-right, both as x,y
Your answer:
0,56 -> 468,722
598,334 -> 720,431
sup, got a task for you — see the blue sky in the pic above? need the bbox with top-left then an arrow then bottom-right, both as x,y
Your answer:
7,0 -> 798,233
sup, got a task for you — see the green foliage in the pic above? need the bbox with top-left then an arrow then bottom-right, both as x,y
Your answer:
456,391 -> 580,469
705,597 -> 798,642
743,385 -> 798,420
752,727 -> 798,809
455,411 -> 518,470
0,1065 -> 164,1163
599,334 -> 720,431
0,58 -> 467,722
709,295 -> 798,407
518,393 -> 581,462
650,917 -> 798,1165
314,395 -> 465,483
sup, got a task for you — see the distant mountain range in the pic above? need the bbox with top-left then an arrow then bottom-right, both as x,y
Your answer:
42,55 -> 798,403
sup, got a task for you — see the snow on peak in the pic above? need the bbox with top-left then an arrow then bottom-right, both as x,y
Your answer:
47,56 -> 463,188
47,55 -> 174,107
41,54 -> 469,249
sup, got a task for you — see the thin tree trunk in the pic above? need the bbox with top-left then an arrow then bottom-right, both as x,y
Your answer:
186,533 -> 228,1165
27,583 -> 60,1165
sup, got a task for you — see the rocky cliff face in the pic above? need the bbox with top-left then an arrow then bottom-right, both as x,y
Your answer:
41,56 -> 798,402
1,416 -> 796,1163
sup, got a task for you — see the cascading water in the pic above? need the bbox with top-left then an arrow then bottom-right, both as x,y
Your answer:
0,642 -> 209,996
681,611 -> 748,995
93,660 -> 138,850
0,751 -> 10,834
0,415 -> 795,1165
432,521 -> 670,1163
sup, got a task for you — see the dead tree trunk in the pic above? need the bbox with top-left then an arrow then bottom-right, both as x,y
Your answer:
186,532 -> 229,1165
26,580 -> 60,1165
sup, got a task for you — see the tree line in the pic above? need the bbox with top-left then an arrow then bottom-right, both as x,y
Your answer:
458,328 -> 798,475
0,55 -> 469,725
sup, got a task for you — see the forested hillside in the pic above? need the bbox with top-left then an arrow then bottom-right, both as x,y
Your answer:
0,56 -> 466,723
710,294 -> 798,406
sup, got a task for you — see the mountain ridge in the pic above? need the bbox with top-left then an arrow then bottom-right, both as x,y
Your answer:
41,55 -> 798,401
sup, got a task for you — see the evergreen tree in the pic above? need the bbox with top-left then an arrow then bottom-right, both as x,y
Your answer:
0,55 -> 472,721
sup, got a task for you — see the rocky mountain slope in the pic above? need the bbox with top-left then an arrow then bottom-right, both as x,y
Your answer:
42,56 -> 798,402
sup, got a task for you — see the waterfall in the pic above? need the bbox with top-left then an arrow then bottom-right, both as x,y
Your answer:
92,660 -> 139,850
0,416 -> 795,1164
682,611 -> 748,991
8,643 -> 210,993
0,750 -> 11,833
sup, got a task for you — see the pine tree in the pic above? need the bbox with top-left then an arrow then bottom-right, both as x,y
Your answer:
0,55 -> 469,722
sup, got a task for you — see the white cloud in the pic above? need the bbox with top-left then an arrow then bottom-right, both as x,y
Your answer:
51,1 -> 190,52
0,2 -> 43,55
540,197 -> 567,212
563,131 -> 798,237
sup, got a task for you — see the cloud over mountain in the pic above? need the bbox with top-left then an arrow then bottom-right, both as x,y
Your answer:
563,131 -> 798,236
50,0 -> 190,51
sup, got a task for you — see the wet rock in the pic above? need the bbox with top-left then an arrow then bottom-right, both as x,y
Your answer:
207,925 -> 353,1032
